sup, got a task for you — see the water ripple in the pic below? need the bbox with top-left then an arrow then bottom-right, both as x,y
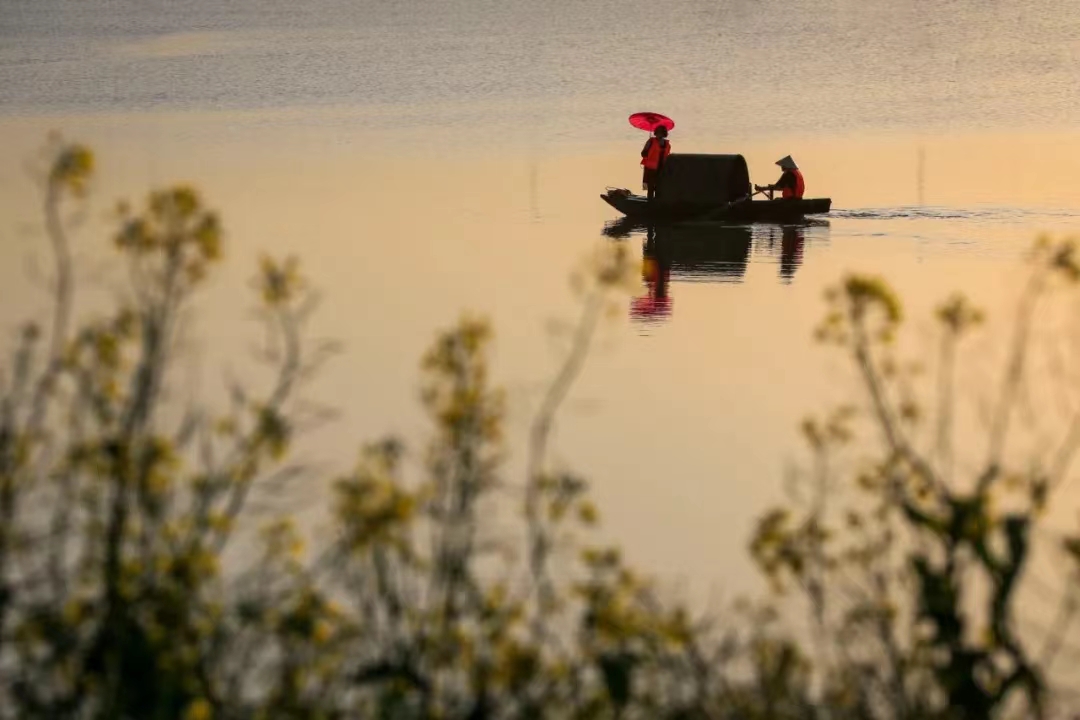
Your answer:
832,206 -> 1080,222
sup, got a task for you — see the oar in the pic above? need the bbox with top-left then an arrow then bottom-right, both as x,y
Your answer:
701,189 -> 766,220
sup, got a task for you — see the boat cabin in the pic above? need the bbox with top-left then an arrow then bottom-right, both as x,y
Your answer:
653,153 -> 751,207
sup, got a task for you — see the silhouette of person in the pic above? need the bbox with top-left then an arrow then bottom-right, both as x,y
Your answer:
779,225 -> 806,282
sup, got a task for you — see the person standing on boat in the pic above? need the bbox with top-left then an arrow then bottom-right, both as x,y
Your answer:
641,126 -> 671,201
755,155 -> 805,199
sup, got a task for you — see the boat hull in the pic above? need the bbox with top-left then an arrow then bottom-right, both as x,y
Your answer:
601,191 -> 831,222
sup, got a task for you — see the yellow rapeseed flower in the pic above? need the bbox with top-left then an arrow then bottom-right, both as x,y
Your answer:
183,698 -> 212,720
577,501 -> 599,526
312,620 -> 332,645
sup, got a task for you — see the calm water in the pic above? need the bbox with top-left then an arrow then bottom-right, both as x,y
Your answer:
3,0 -> 1080,610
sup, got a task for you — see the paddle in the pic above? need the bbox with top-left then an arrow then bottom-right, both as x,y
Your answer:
700,188 -> 768,220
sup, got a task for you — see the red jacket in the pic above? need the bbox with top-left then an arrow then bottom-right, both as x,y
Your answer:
779,169 -> 805,199
641,138 -> 671,170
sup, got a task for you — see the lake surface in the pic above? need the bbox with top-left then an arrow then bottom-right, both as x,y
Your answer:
3,0 -> 1080,613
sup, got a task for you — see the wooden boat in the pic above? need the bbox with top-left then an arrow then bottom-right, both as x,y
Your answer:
601,191 -> 831,222
601,153 -> 831,222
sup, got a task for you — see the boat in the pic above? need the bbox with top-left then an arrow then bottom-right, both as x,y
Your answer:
601,153 -> 831,222
601,191 -> 832,222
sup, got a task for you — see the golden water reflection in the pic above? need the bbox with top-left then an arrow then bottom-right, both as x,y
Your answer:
3,117 -> 1080,609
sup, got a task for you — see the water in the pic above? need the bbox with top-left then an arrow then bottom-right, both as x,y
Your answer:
4,0 -> 1080,142
3,0 -> 1080,607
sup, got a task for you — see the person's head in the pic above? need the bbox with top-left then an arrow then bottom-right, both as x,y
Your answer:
776,155 -> 798,170
654,126 -> 668,138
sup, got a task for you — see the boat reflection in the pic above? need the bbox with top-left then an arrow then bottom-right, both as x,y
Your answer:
603,218 -> 829,326
623,222 -> 752,325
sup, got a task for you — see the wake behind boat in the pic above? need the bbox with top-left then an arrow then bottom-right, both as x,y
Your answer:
601,153 -> 831,223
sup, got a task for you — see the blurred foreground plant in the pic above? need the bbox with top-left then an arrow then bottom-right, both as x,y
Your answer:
752,236 -> 1080,719
2,140 -> 804,720
0,137 -> 327,718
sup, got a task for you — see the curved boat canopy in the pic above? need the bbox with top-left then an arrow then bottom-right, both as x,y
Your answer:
657,154 -> 751,206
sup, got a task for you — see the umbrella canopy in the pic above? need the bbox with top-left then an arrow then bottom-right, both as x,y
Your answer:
629,112 -> 675,133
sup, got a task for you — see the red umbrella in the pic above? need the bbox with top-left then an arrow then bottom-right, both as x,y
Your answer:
628,112 -> 675,133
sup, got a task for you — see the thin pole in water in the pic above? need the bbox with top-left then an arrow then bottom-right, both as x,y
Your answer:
917,144 -> 926,206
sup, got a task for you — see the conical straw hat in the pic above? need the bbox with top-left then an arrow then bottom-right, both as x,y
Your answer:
775,155 -> 798,170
